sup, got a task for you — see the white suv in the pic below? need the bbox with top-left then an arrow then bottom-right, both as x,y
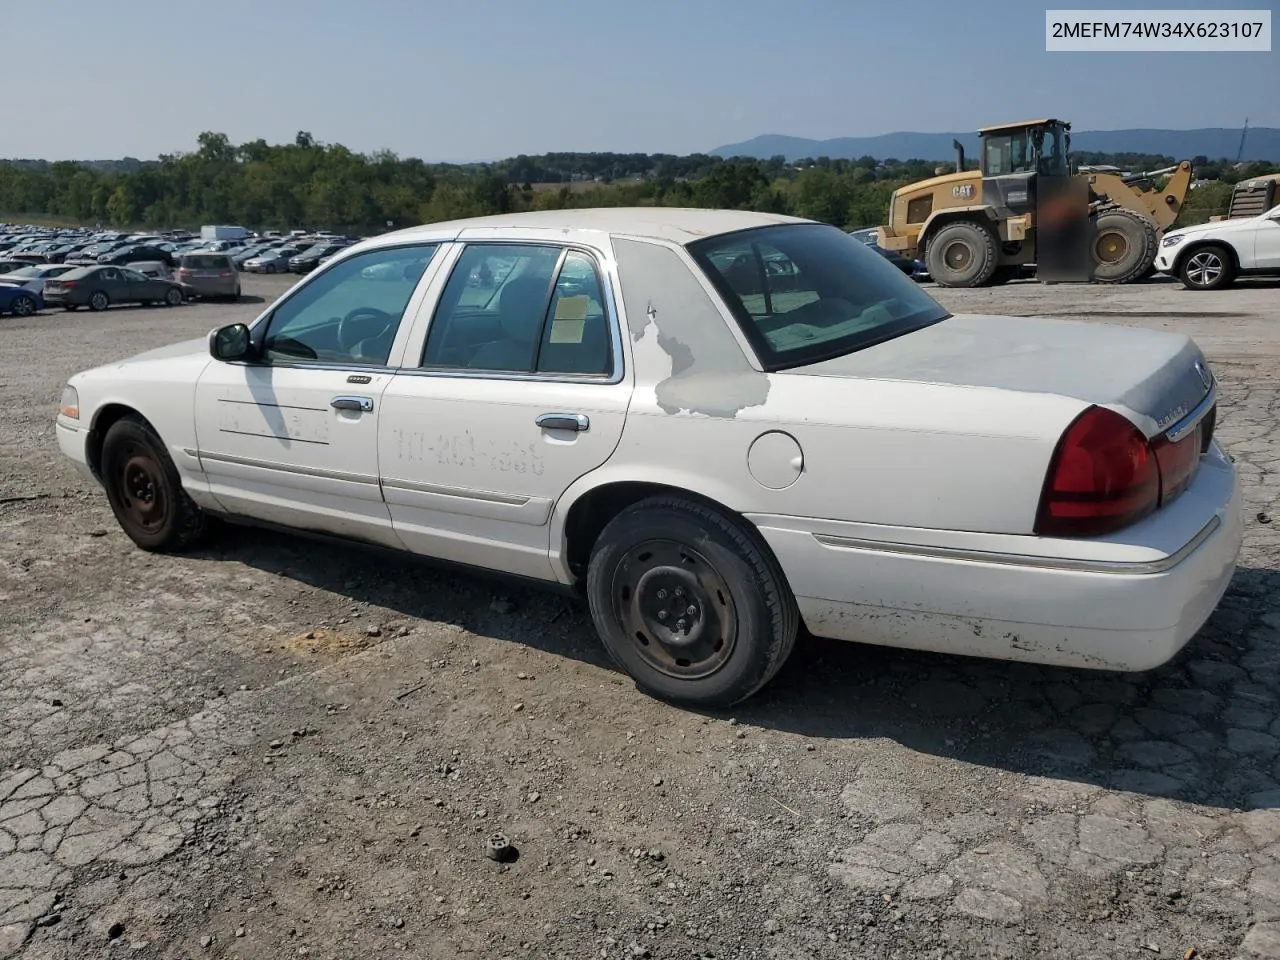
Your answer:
1154,202 -> 1280,290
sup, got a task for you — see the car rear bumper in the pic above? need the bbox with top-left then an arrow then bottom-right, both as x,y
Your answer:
178,277 -> 238,296
748,441 -> 1243,672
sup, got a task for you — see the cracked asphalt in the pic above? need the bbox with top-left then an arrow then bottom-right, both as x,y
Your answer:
1,274 -> 1278,960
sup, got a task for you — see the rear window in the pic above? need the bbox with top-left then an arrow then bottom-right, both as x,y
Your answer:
181,254 -> 231,269
687,223 -> 949,371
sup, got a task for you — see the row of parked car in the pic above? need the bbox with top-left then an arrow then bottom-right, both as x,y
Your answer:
0,222 -> 367,317
0,224 -> 361,275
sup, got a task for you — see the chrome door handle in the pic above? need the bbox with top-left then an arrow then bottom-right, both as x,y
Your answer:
331,396 -> 373,412
536,413 -> 589,432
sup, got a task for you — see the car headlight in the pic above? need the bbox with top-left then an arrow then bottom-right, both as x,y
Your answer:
1161,234 -> 1187,248
59,385 -> 79,419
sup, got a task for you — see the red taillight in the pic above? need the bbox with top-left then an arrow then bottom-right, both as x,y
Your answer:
1152,422 -> 1202,504
1035,406 -> 1159,537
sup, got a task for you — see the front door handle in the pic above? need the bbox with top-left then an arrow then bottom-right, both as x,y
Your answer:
536,413 -> 589,432
331,396 -> 373,412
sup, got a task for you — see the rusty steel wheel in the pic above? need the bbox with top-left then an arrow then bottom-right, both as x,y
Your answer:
101,415 -> 208,552
115,441 -> 170,538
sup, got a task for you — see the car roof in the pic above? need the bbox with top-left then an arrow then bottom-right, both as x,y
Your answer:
373,207 -> 813,247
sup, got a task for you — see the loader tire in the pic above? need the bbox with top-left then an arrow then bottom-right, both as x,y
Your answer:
1091,208 -> 1158,284
925,220 -> 999,288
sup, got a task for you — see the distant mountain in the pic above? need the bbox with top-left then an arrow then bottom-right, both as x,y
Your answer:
711,128 -> 1280,163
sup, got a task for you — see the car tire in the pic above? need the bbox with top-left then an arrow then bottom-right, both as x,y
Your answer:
11,294 -> 37,317
88,291 -> 109,312
100,415 -> 208,553
925,220 -> 999,287
1178,244 -> 1235,291
165,287 -> 183,306
1091,208 -> 1159,283
585,495 -> 799,708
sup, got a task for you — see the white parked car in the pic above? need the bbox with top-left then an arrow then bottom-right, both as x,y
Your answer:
55,209 -> 1242,707
0,261 -> 79,296
1154,202 -> 1280,289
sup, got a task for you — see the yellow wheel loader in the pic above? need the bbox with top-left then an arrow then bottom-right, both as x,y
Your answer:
876,119 -> 1194,287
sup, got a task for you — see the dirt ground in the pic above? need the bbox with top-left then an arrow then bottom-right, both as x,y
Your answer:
2,272 -> 1279,960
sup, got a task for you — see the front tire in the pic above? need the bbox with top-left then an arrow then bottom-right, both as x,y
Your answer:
925,220 -> 999,287
10,294 -> 36,317
101,416 -> 208,552
1178,244 -> 1235,291
586,496 -> 799,708
1091,208 -> 1158,283
165,287 -> 183,306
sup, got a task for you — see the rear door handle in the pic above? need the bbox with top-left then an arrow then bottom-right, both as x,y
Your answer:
536,413 -> 589,432
331,396 -> 373,412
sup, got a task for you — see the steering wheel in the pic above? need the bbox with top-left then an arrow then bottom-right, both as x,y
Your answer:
337,307 -> 395,356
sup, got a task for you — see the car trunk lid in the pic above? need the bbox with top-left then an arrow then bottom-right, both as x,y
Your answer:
795,313 -> 1215,441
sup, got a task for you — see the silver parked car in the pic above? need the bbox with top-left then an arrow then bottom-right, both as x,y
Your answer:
174,252 -> 241,300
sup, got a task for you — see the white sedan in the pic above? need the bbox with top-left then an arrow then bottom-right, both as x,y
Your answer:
1154,201 -> 1280,289
55,209 -> 1242,707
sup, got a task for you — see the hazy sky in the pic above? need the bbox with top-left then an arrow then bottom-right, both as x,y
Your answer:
7,0 -> 1277,161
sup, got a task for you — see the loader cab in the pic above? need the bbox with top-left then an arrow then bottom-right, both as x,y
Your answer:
977,119 -> 1072,218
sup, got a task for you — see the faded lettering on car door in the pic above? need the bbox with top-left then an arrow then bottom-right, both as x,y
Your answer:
378,242 -> 631,579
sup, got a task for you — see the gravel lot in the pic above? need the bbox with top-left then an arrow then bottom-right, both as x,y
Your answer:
2,272 -> 1279,960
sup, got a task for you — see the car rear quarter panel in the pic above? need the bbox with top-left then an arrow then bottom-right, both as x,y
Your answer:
574,236 -> 1087,540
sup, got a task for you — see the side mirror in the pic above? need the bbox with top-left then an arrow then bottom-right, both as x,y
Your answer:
210,323 -> 252,361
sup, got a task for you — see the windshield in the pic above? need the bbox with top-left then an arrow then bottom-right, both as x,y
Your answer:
688,223 -> 948,370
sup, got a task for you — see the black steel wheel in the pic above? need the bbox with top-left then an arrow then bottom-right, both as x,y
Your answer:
586,495 -> 799,707
101,415 -> 208,552
611,538 -> 738,682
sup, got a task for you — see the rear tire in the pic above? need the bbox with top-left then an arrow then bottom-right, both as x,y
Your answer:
585,496 -> 799,708
925,220 -> 1000,287
88,290 -> 109,312
1091,208 -> 1158,284
1178,244 -> 1235,291
100,415 -> 208,552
